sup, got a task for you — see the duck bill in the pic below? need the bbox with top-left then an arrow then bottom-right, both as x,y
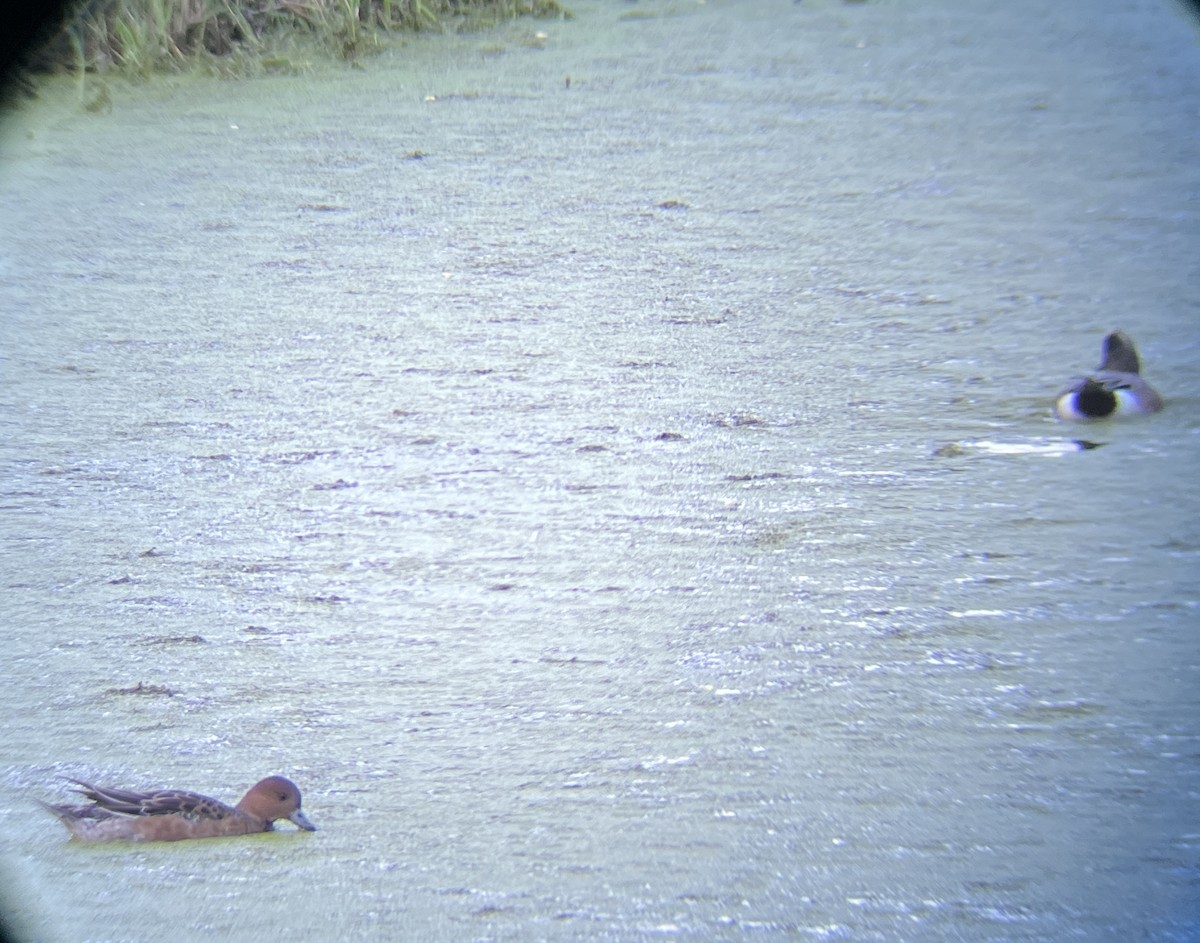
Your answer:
288,808 -> 317,831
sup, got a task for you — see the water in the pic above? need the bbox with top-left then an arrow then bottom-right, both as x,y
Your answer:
2,0 -> 1199,939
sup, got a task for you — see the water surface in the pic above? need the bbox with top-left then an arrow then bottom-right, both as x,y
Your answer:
2,0 -> 1199,940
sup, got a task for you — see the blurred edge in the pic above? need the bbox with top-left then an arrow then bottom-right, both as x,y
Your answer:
2,1 -> 74,100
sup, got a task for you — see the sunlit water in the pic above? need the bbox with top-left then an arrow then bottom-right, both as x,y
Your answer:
2,0 -> 1199,940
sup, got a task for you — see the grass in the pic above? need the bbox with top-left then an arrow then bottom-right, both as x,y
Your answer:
22,0 -> 572,83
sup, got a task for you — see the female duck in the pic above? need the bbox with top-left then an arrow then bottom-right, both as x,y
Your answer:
40,774 -> 316,842
1054,330 -> 1163,421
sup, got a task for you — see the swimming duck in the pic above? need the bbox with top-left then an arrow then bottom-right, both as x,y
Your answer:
1054,330 -> 1163,421
40,775 -> 316,842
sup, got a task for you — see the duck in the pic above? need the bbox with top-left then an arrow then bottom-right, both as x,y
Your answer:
40,775 -> 316,842
1054,330 -> 1164,421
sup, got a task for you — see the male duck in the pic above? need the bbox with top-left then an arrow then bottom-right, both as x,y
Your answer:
41,775 -> 316,842
1054,330 -> 1164,421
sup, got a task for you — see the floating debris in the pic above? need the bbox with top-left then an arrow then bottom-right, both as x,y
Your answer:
106,681 -> 175,697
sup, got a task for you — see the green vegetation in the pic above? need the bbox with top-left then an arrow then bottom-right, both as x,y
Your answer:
26,0 -> 571,79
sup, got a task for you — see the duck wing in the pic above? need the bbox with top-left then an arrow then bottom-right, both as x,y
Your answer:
66,779 -> 237,820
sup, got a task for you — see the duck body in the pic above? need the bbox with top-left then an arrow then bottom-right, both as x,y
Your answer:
1054,330 -> 1163,421
40,775 -> 316,842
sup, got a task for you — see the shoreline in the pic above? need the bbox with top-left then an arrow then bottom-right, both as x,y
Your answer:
7,0 -> 572,100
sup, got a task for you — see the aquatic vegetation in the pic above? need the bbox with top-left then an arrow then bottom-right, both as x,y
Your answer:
19,0 -> 573,80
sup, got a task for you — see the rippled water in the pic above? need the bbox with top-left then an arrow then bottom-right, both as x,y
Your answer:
2,0 -> 1199,940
